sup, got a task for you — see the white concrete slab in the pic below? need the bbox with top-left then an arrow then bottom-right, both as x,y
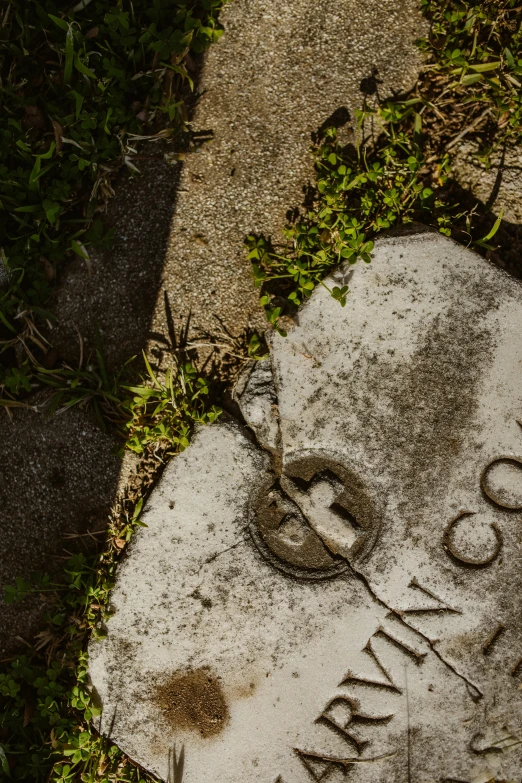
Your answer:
89,230 -> 522,782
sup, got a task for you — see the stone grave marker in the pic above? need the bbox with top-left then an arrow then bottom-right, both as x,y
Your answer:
89,229 -> 522,782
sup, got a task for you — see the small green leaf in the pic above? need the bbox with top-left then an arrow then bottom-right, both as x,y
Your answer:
142,350 -> 159,387
75,55 -> 96,80
132,497 -> 144,521
71,240 -> 89,259
0,745 -> 10,777
69,89 -> 84,119
163,62 -> 194,91
28,156 -> 41,189
64,26 -> 74,84
477,208 -> 504,244
38,142 -> 56,161
48,13 -> 69,30
469,61 -> 501,73
13,204 -> 41,213
461,72 -> 483,86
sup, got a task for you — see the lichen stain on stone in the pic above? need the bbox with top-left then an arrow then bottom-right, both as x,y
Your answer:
341,291 -> 496,526
154,668 -> 229,738
228,678 -> 257,700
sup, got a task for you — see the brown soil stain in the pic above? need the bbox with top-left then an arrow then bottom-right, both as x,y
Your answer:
154,668 -> 229,738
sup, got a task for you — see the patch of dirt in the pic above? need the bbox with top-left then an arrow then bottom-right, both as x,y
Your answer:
154,668 -> 229,738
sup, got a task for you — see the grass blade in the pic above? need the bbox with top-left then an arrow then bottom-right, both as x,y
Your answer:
64,25 -> 74,84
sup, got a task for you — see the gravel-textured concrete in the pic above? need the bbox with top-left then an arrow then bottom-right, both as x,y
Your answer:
51,156 -> 183,371
453,141 -> 522,224
151,0 -> 427,342
48,0 -> 427,365
0,397 -> 123,654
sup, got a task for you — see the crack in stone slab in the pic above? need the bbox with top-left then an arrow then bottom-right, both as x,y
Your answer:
89,230 -> 522,782
279,457 -> 484,700
235,356 -> 283,467
353,569 -> 484,702
196,535 -> 248,578
238,356 -> 485,703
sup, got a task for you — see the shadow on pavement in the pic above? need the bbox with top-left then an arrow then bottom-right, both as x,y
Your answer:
0,70 -> 202,655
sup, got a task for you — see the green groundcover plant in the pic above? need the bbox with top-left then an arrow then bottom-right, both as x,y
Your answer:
0,0 -> 224,402
0,352 -> 220,782
248,0 -> 522,333
0,1 -> 225,779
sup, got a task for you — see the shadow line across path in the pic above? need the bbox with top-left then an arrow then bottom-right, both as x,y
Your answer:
0,0 -> 428,653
